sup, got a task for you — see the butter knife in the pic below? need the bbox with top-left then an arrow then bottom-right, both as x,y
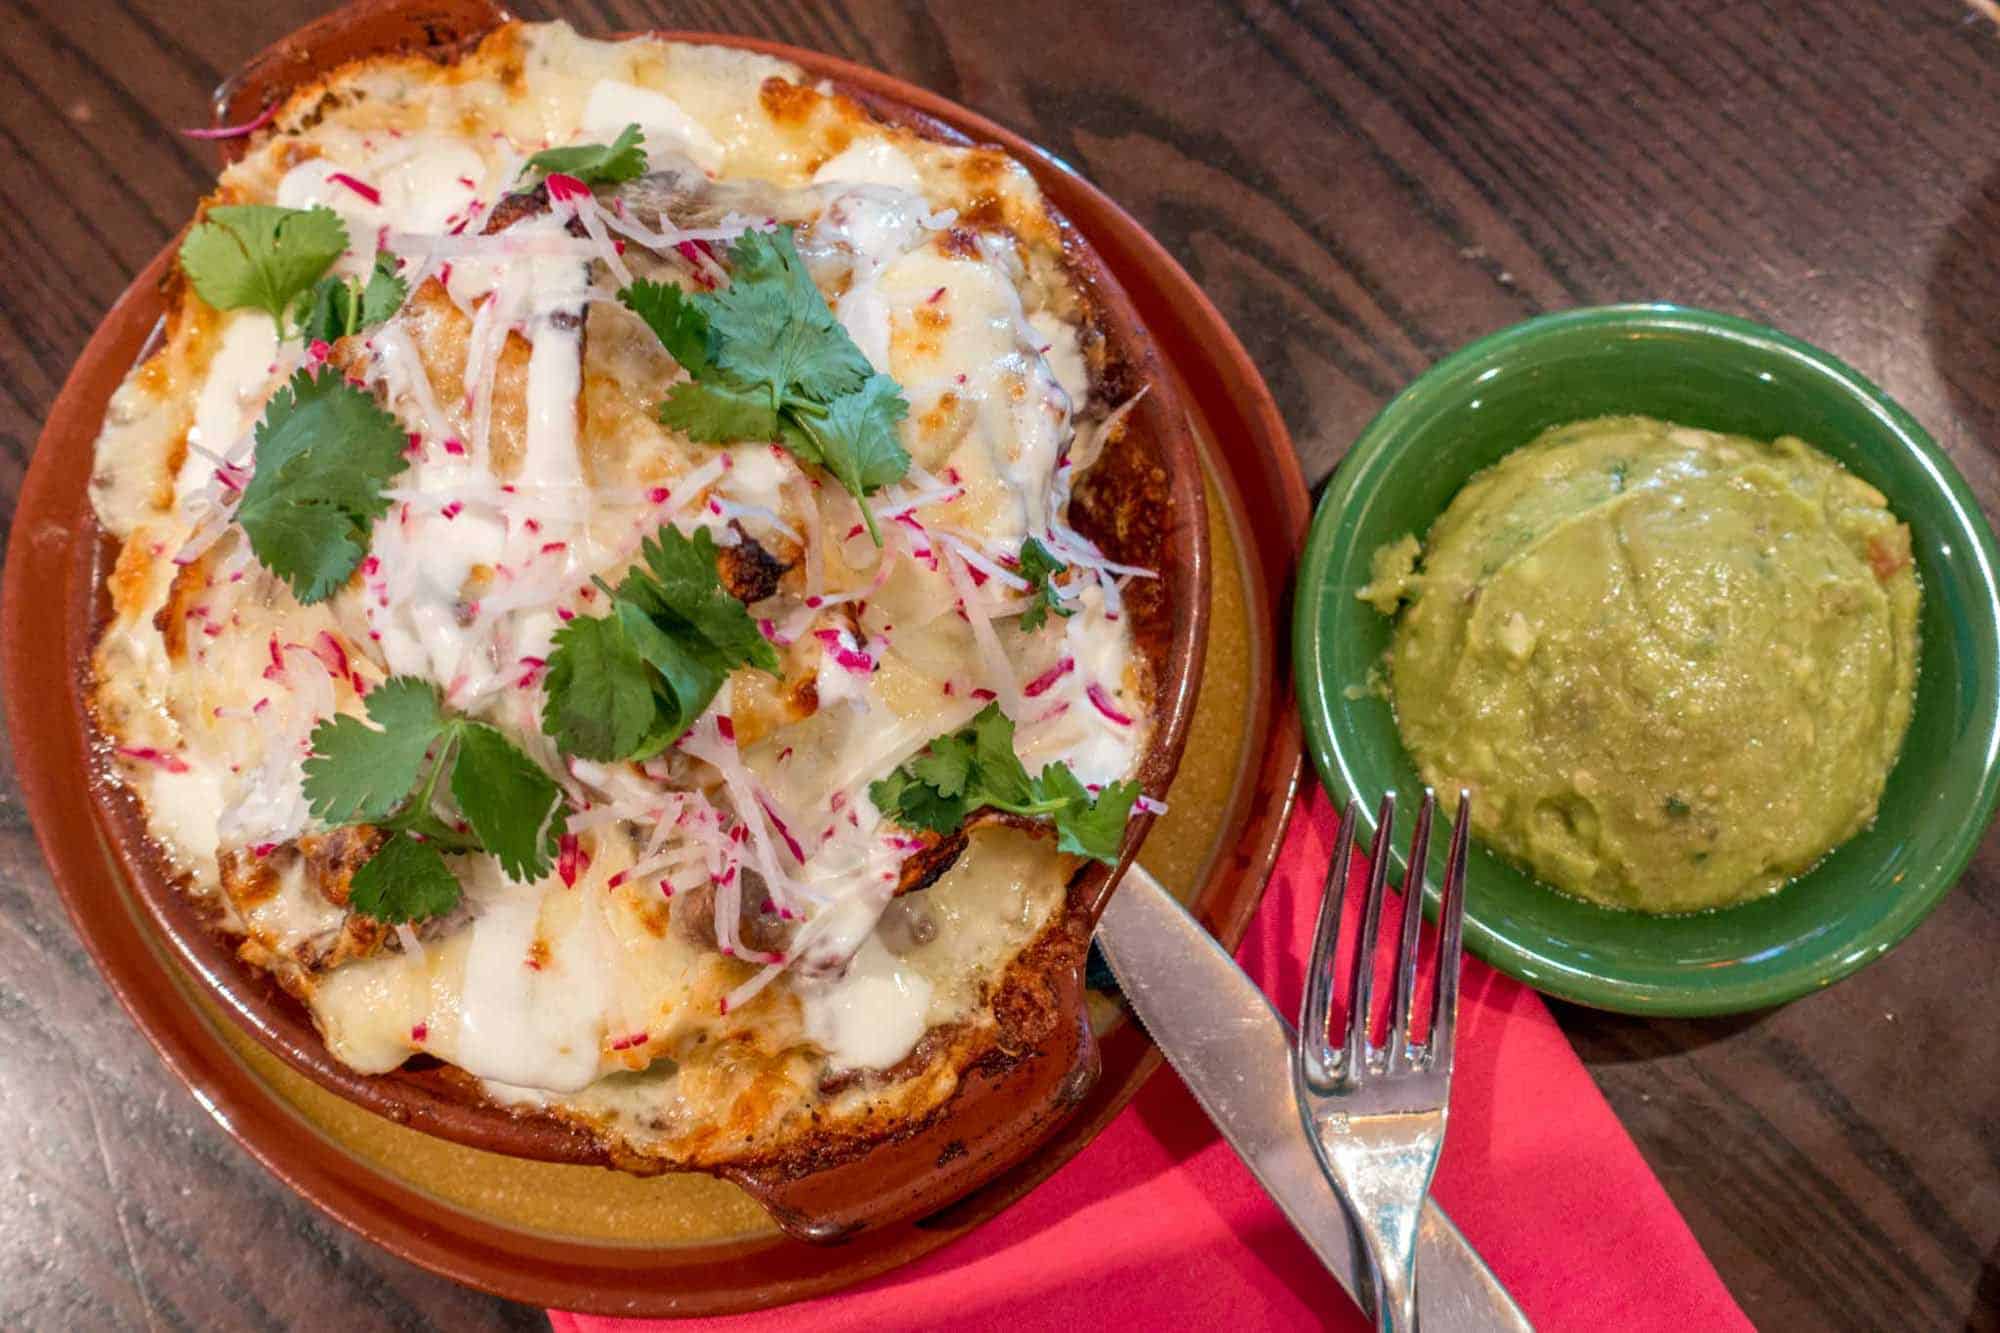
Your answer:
1096,864 -> 1533,1332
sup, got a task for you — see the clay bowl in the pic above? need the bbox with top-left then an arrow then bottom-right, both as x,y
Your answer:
12,0 -> 1208,1244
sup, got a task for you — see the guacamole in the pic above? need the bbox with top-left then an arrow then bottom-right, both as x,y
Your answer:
1362,416 -> 1921,914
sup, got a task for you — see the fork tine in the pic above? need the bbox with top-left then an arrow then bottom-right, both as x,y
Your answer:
1299,799 -> 1360,1087
1387,789 -> 1436,1066
1343,793 -> 1398,1078
1429,789 -> 1474,1061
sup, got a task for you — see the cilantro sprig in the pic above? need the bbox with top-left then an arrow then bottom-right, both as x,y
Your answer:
234,367 -> 411,604
541,525 -> 781,761
303,677 -> 569,922
869,703 -> 1139,865
1017,537 -> 1074,632
519,123 -> 648,187
299,251 -> 408,344
619,227 -> 911,543
179,203 -> 348,329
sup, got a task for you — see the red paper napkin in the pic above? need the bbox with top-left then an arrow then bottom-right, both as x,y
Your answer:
552,787 -> 1749,1331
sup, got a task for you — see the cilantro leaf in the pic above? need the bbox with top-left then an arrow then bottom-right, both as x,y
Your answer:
300,251 -> 409,344
658,380 -> 782,443
450,722 -> 567,881
540,613 -> 664,762
298,281 -> 347,345
907,731 -> 975,799
1017,537 -> 1075,632
541,526 -> 779,762
868,767 -> 970,835
613,598 -> 725,746
241,504 -> 369,606
619,278 -> 713,374
627,526 -> 781,675
1042,768 -> 1139,864
179,204 -> 348,328
347,832 -> 462,924
702,229 -> 873,403
359,252 -> 411,324
234,368 -> 411,604
302,677 -> 570,921
869,703 -> 1137,864
303,676 -> 448,823
969,705 -> 1037,809
797,373 -> 911,542
616,225 -> 910,543
519,123 -> 648,187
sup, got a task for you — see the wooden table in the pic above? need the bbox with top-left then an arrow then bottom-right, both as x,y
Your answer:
3,1 -> 1996,1327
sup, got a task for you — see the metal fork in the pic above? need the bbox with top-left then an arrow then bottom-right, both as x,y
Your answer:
1293,789 -> 1472,1333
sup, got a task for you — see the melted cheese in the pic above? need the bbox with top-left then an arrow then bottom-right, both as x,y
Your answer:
800,934 -> 932,1070
87,21 -> 1151,1167
582,79 -> 727,175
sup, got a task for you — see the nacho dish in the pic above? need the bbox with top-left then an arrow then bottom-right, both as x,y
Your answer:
87,20 -> 1181,1174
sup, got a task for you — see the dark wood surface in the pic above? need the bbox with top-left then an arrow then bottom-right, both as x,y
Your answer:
3,1 -> 1997,1328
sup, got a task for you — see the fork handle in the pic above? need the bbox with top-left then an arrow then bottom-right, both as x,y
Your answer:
1352,1210 -> 1421,1333
1317,1133 -> 1434,1332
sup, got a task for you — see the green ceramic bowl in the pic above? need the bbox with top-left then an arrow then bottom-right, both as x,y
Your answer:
1295,304 -> 2000,1015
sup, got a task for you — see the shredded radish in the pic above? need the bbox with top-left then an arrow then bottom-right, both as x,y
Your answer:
545,179 -> 635,288
462,276 -> 521,468
791,474 -> 826,598
653,456 -> 728,525
935,532 -> 1031,592
370,324 -> 455,442
800,538 -> 893,612
1087,682 -> 1135,726
710,497 -> 800,542
1023,656 -> 1075,698
181,102 -> 279,139
759,797 -> 808,865
679,700 -> 802,924
721,962 -> 786,1015
814,627 -> 876,674
686,245 -> 731,289
596,205 -> 757,255
1042,521 -> 1158,582
942,547 -> 1021,712
327,172 -> 382,206
566,804 -> 631,835
388,231 -> 603,262
556,833 -> 586,887
870,487 -> 964,523
1070,385 -> 1149,475
172,503 -> 235,567
116,745 -> 190,774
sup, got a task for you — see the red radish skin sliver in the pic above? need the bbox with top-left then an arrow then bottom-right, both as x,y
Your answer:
181,102 -> 279,139
327,172 -> 382,205
1024,657 -> 1075,698
1087,682 -> 1134,726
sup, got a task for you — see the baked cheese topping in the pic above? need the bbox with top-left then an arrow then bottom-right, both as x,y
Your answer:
87,21 -> 1155,1163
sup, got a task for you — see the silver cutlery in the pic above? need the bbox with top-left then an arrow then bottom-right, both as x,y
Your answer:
1095,793 -> 1526,1332
1295,790 -> 1473,1332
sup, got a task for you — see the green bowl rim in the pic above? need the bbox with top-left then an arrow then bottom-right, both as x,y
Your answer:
1294,302 -> 2000,1016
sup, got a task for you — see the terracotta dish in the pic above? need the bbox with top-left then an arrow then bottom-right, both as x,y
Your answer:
6,4 -> 1308,1310
19,0 -> 1207,1243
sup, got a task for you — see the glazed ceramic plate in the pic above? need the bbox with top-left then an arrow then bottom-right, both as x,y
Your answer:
1,13 -> 1309,1316
1296,304 -> 2000,1016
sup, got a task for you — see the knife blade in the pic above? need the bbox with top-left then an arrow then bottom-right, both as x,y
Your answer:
1096,864 -> 1533,1332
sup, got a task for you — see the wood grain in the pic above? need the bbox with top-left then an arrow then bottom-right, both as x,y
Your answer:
3,1 -> 1997,1328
